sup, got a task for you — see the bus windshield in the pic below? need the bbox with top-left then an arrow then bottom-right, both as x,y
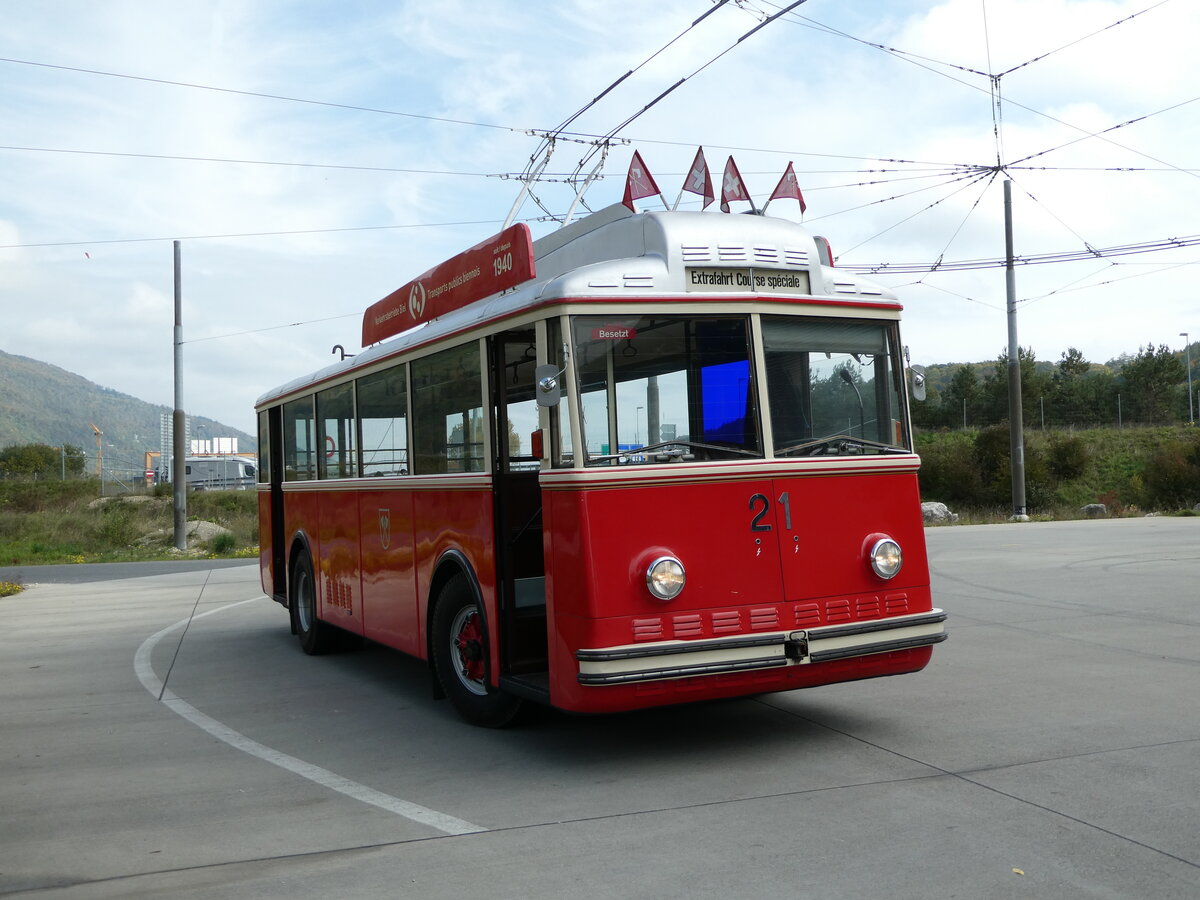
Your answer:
572,315 -> 760,464
762,316 -> 907,456
570,314 -> 908,465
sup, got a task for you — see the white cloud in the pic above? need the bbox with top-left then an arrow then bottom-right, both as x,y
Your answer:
1,0 -> 1198,435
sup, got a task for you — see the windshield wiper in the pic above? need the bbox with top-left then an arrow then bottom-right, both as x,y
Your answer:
775,435 -> 908,457
587,440 -> 759,464
644,440 -> 758,459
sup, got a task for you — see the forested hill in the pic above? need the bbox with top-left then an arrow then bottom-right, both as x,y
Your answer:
0,348 -> 254,471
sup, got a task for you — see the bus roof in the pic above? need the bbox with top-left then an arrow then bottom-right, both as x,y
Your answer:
256,204 -> 898,409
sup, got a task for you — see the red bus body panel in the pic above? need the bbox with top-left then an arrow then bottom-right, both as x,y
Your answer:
261,459 -> 933,715
357,488 -> 419,653
271,480 -> 497,665
542,460 -> 931,713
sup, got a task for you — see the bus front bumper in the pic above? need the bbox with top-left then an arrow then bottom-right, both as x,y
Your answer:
575,610 -> 947,686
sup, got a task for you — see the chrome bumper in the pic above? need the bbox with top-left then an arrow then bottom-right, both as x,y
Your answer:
576,609 -> 947,686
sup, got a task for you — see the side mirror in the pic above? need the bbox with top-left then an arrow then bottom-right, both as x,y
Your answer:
909,365 -> 927,401
535,364 -> 562,407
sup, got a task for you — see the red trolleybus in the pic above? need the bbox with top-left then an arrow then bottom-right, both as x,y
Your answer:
255,203 -> 945,726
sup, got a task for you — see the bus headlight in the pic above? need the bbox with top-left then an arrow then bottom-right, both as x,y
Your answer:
646,556 -> 686,600
869,538 -> 903,579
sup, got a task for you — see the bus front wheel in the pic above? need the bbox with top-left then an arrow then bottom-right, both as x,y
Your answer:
291,550 -> 335,655
432,574 -> 523,728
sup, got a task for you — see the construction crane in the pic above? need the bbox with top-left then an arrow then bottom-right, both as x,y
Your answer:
90,423 -> 103,477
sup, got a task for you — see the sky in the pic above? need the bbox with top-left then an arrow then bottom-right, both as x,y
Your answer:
2,0 -> 1198,437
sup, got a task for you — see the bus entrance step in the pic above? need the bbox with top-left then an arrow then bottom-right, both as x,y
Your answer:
500,672 -> 550,703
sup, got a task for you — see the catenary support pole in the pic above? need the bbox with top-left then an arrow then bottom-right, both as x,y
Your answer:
1181,333 -> 1193,424
1004,180 -> 1027,519
173,241 -> 188,550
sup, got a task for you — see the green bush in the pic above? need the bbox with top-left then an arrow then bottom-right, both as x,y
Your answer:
96,502 -> 139,547
1048,433 -> 1089,481
189,490 -> 256,523
0,479 -> 97,513
209,531 -> 237,555
972,425 -> 1016,507
916,431 -> 981,506
914,425 -> 1200,518
1139,437 -> 1200,510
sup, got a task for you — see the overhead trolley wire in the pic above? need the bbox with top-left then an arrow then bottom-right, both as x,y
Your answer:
0,144 -> 522,178
1021,256 -> 1200,307
570,0 -> 810,175
1008,94 -> 1200,176
993,0 -> 1171,78
513,0 -> 734,219
832,168 -> 997,257
5,3 -> 1193,304
0,55 -> 513,133
749,0 -> 1187,179
841,233 -> 1200,275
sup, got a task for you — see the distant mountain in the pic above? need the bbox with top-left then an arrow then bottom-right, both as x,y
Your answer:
0,349 -> 255,478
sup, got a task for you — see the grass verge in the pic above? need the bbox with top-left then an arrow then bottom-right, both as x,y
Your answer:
0,481 -> 259,566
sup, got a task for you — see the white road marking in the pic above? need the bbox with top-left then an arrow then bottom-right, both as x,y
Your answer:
134,596 -> 485,836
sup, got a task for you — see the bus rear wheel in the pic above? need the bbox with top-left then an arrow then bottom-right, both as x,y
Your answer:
432,574 -> 523,728
291,550 -> 335,655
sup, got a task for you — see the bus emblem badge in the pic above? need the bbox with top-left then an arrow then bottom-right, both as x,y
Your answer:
379,508 -> 391,549
409,282 -> 427,320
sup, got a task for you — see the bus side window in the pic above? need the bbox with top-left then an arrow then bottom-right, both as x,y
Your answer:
257,410 -> 271,483
316,381 -> 356,479
282,396 -> 316,481
357,365 -> 409,477
412,343 -> 484,474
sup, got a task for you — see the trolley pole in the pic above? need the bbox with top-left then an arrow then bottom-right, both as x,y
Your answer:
1004,180 -> 1028,519
172,241 -> 188,550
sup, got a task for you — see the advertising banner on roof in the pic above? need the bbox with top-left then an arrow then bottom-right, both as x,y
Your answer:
361,223 -> 535,346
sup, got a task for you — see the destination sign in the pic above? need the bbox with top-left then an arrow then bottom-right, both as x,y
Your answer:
686,267 -> 810,295
362,223 -> 536,346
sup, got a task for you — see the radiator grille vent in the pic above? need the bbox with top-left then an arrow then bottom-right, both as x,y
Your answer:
632,618 -> 664,641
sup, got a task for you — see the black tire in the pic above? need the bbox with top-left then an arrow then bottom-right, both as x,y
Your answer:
431,574 -> 523,728
291,550 -> 335,655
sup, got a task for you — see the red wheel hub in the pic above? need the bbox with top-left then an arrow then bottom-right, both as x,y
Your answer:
454,612 -> 485,683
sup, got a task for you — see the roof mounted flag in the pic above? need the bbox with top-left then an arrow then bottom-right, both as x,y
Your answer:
764,161 -> 806,214
719,156 -> 754,213
622,150 -> 663,212
678,146 -> 714,209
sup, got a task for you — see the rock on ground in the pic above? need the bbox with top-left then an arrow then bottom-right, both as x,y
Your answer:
921,501 -> 959,524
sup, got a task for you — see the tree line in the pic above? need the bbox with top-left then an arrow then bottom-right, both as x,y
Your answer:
913,343 -> 1194,430
0,443 -> 87,480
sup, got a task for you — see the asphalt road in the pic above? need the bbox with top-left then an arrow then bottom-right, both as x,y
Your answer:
2,518 -> 1198,898
0,557 -> 252,586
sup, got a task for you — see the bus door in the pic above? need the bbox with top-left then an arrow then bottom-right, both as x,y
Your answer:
490,329 -> 550,694
264,406 -> 287,602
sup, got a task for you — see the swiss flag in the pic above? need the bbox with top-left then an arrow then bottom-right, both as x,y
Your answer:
720,156 -> 751,213
769,162 -> 807,213
682,147 -> 714,209
622,151 -> 662,211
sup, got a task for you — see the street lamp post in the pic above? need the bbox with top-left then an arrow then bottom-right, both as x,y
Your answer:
1181,333 -> 1194,425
